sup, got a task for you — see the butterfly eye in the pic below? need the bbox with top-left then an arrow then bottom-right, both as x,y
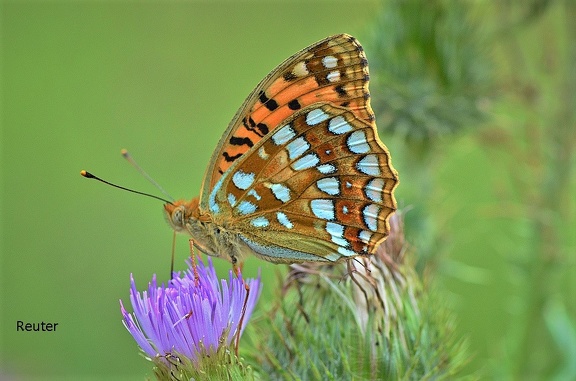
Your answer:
172,208 -> 184,227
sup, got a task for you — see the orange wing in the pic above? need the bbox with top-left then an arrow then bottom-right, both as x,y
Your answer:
200,34 -> 375,206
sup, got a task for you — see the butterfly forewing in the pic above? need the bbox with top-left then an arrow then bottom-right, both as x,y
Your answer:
209,104 -> 397,263
200,34 -> 376,204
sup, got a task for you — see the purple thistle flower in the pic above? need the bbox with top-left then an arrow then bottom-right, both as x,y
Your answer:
120,257 -> 261,366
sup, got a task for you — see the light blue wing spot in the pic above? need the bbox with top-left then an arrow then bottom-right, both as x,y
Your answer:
338,247 -> 356,257
326,222 -> 348,247
317,163 -> 337,174
329,235 -> 348,248
316,177 -> 340,196
251,216 -> 269,228
237,200 -> 257,215
365,178 -> 384,202
248,189 -> 262,201
306,108 -> 330,126
292,153 -> 320,171
347,130 -> 370,154
311,199 -> 335,220
232,170 -> 255,190
362,204 -> 380,231
326,221 -> 344,237
258,146 -> 269,159
270,183 -> 291,203
227,193 -> 237,207
276,212 -> 294,229
286,137 -> 310,160
326,71 -> 340,82
322,55 -> 338,68
209,177 -> 225,213
359,230 -> 372,244
272,125 -> 296,145
328,115 -> 353,134
356,154 -> 381,176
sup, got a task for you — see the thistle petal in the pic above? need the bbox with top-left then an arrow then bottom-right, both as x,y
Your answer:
120,257 -> 262,368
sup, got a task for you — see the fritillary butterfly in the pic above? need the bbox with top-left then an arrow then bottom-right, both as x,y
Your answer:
165,34 -> 399,264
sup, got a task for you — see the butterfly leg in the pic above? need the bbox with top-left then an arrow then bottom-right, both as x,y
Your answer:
231,256 -> 244,278
188,239 -> 200,285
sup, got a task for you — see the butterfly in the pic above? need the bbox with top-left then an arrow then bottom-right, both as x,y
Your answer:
165,34 -> 399,266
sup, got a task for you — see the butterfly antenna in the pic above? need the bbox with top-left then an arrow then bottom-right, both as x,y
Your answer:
121,149 -> 175,202
80,170 -> 174,205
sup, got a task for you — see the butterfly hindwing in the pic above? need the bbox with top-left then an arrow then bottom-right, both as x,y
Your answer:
208,104 -> 397,263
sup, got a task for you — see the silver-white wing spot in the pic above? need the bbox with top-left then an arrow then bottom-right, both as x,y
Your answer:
311,199 -> 335,220
365,178 -> 384,202
328,116 -> 353,135
232,170 -> 255,190
357,155 -> 381,176
362,204 -> 380,231
306,109 -> 330,126
286,137 -> 310,160
272,125 -> 296,145
292,153 -> 320,171
276,212 -> 294,229
316,177 -> 340,196
347,130 -> 370,154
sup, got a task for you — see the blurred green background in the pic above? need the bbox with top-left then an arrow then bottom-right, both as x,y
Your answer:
2,1 -> 575,380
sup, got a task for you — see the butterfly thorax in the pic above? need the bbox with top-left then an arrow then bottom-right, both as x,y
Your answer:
164,198 -> 249,263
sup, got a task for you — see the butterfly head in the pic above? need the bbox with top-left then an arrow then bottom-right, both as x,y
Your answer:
164,197 -> 202,233
164,197 -> 243,262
